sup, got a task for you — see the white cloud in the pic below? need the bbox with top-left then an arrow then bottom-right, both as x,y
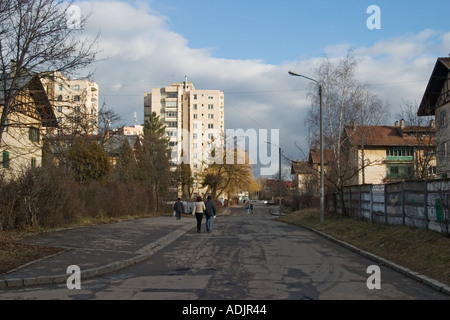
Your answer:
75,1 -> 448,170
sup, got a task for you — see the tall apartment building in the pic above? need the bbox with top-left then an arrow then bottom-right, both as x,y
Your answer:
44,71 -> 99,136
144,80 -> 225,194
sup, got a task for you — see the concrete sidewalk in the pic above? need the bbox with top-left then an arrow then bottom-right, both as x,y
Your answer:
0,214 -> 202,289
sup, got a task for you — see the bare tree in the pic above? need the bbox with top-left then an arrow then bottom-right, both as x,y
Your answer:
305,49 -> 390,214
0,0 -> 100,144
396,100 -> 437,180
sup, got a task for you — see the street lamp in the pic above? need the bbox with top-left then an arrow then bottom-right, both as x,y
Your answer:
265,141 -> 282,216
288,70 -> 324,223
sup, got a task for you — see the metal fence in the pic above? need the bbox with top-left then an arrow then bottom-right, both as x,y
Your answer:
334,179 -> 450,233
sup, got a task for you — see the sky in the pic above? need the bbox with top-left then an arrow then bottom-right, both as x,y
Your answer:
75,0 -> 450,177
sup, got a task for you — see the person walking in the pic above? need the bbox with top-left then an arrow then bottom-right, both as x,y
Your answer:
173,197 -> 184,220
192,196 -> 206,233
204,196 -> 217,233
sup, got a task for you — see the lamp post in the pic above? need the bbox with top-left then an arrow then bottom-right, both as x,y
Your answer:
288,70 -> 324,223
265,141 -> 282,216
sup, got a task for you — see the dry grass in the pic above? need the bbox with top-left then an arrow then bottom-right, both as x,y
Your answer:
277,209 -> 450,286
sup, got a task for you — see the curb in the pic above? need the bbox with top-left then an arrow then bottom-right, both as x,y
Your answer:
0,221 -> 197,289
298,223 -> 450,296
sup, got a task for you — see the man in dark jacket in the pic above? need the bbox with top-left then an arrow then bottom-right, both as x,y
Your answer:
204,196 -> 217,233
174,198 -> 184,220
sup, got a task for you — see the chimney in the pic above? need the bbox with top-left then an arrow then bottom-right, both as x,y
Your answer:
351,120 -> 357,130
10,60 -> 17,77
395,121 -> 399,126
400,119 -> 405,129
430,119 -> 435,128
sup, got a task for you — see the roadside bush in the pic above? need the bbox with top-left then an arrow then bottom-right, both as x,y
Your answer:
0,166 -> 158,231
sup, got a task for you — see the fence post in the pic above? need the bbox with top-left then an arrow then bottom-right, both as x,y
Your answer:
402,181 -> 406,226
384,184 -> 388,224
370,184 -> 373,223
424,180 -> 429,230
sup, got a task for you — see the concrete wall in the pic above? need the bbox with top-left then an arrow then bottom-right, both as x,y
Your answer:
334,180 -> 450,233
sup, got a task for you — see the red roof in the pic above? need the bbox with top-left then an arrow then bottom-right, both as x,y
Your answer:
344,125 -> 435,147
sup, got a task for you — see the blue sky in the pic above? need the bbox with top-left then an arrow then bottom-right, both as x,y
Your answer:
78,0 -> 450,176
151,0 -> 449,64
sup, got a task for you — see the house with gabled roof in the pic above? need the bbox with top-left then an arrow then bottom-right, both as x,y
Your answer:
291,148 -> 334,195
417,57 -> 450,178
0,72 -> 57,180
343,120 -> 436,185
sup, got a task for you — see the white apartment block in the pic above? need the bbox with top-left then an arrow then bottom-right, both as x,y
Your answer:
44,71 -> 99,136
144,80 -> 225,194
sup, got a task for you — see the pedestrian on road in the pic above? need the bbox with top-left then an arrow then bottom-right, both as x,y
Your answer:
192,196 -> 206,233
204,195 -> 217,233
174,198 -> 184,220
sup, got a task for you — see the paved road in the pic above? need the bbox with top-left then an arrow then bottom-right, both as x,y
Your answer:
0,205 -> 448,301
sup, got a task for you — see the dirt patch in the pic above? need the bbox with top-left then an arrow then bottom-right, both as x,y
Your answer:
0,241 -> 64,274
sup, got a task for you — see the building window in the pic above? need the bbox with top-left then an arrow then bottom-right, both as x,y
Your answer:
193,133 -> 197,140
429,166 -> 437,176
386,147 -> 414,159
208,96 -> 214,100
193,94 -> 197,100
166,111 -> 177,118
193,104 -> 198,110
74,95 -> 81,101
208,114 -> 214,119
57,106 -> 63,112
29,127 -> 40,142
57,95 -> 63,101
167,122 -> 177,128
440,111 -> 446,128
193,123 -> 198,129
440,143 -> 447,158
2,151 -> 9,168
208,124 -> 214,129
208,104 -> 214,110
193,143 -> 198,149
58,84 -> 63,91
31,157 -> 37,169
74,85 -> 80,91
2,119 -> 8,132
166,101 -> 177,107
193,114 -> 197,119
208,133 -> 214,139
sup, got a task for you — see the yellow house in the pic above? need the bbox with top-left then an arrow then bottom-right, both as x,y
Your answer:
0,73 -> 57,180
291,149 -> 334,195
343,121 -> 436,185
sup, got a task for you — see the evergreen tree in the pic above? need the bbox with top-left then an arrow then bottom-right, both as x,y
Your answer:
114,139 -> 138,184
137,112 -> 171,210
68,137 -> 112,183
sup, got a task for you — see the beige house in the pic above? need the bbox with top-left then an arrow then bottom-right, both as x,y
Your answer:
343,121 -> 436,185
418,57 -> 450,178
43,71 -> 99,136
1,73 -> 57,180
291,149 -> 334,195
144,80 -> 225,197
